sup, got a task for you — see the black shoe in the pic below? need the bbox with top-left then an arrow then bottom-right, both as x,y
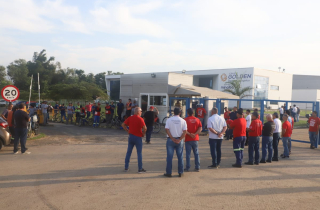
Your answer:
184,168 -> 189,172
281,155 -> 289,158
194,168 -> 200,172
163,173 -> 172,177
208,165 -> 219,169
244,162 -> 253,165
179,173 -> 183,177
266,160 -> 272,163
254,162 -> 259,165
138,168 -> 146,173
260,160 -> 266,163
232,164 -> 242,168
272,157 -> 279,161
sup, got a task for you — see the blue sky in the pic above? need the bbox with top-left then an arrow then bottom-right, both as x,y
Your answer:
1,0 -> 320,75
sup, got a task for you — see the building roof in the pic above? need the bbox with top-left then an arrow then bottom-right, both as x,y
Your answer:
168,84 -> 239,99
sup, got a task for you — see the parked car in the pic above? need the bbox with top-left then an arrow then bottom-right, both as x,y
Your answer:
0,100 -> 6,107
0,117 -> 11,150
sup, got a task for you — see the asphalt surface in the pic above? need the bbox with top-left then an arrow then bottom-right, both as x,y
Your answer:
1,122 -> 320,210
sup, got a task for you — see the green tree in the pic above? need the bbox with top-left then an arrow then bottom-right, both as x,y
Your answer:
223,78 -> 253,107
7,59 -> 30,90
0,65 -> 11,87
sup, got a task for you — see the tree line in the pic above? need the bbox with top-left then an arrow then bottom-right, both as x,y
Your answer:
0,49 -> 122,101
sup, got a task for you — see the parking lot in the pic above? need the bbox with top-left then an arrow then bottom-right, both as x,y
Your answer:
0,122 -> 320,210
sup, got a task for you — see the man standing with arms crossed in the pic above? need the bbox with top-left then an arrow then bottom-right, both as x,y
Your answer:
122,107 -> 147,173
229,108 -> 247,168
272,113 -> 282,161
196,104 -> 207,129
207,107 -> 227,169
184,108 -> 202,172
308,111 -> 320,149
245,112 -> 262,165
164,108 -> 187,177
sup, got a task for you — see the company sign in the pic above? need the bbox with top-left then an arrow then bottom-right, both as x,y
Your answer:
220,72 -> 253,90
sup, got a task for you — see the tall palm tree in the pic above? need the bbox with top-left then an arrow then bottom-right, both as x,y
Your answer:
223,79 -> 253,107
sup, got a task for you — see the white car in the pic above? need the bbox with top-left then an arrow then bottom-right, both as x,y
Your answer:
0,100 -> 6,106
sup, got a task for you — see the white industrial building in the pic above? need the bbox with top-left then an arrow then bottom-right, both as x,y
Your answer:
106,67 -> 295,121
292,75 -> 320,110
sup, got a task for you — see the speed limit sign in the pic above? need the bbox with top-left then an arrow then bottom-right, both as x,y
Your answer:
1,85 -> 20,102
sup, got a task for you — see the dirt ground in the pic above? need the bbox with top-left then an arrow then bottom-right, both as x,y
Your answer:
1,122 -> 320,210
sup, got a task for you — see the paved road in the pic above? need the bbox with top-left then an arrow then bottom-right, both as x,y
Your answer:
0,123 -> 320,210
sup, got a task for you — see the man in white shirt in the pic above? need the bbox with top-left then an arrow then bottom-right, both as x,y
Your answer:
272,112 -> 282,161
292,105 -> 297,122
245,110 -> 251,146
41,101 -> 48,125
164,108 -> 187,178
279,106 -> 284,121
207,107 -> 227,169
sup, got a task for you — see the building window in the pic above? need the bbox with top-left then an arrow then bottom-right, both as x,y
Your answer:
254,76 -> 269,107
150,95 -> 167,106
270,85 -> 279,90
110,80 -> 120,101
270,101 -> 278,105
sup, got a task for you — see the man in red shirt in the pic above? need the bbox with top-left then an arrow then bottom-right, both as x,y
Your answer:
225,112 -> 233,140
245,112 -> 262,165
85,102 -> 92,119
184,108 -> 202,172
229,108 -> 247,168
224,107 -> 230,121
122,107 -> 147,173
196,104 -> 207,129
308,111 -> 320,149
105,102 -> 112,125
281,114 -> 292,158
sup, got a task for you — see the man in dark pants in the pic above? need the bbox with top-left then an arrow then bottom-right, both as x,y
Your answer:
122,107 -> 147,173
143,106 -> 159,144
245,112 -> 262,165
229,108 -> 247,168
260,114 -> 275,163
207,107 -> 227,169
117,99 -> 124,121
13,103 -> 30,154
272,112 -> 282,161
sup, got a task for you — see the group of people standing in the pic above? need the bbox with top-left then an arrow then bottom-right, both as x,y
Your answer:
121,104 -> 297,176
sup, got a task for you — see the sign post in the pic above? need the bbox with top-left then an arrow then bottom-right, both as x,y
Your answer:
1,85 -> 20,102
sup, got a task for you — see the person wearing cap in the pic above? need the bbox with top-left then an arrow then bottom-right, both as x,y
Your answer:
122,107 -> 147,173
196,104 -> 207,129
105,102 -> 112,125
164,108 -> 187,177
184,108 -> 202,172
229,108 -> 247,168
143,106 -> 159,144
245,112 -> 262,165
207,107 -> 227,169
93,103 -> 101,128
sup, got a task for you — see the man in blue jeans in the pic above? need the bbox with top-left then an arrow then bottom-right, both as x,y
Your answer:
184,108 -> 202,172
13,103 -> 31,154
164,108 -> 187,177
207,107 -> 227,169
122,107 -> 147,173
281,114 -> 292,158
245,112 -> 262,165
260,114 -> 275,163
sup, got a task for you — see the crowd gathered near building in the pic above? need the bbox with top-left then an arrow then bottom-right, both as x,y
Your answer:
1,99 -> 319,177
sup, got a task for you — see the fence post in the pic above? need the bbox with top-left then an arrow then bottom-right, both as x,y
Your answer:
216,99 -> 221,115
260,100 -> 264,123
186,98 -> 190,114
239,99 -> 242,108
316,102 -> 320,117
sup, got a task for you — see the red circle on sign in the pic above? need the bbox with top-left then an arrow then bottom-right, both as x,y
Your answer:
1,85 -> 20,102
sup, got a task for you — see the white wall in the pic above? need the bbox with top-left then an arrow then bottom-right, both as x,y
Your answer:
292,89 -> 318,110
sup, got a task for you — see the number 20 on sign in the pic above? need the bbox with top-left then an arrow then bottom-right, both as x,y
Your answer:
1,85 -> 20,102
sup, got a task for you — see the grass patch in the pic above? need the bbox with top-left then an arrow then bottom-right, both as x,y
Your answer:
28,133 -> 46,140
